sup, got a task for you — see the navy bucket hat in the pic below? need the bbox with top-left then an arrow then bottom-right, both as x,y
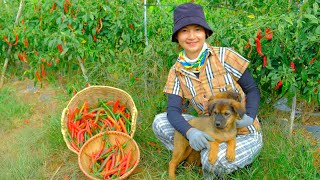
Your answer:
172,3 -> 213,42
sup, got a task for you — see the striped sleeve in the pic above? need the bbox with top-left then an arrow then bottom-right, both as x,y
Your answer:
163,67 -> 183,97
224,48 -> 250,80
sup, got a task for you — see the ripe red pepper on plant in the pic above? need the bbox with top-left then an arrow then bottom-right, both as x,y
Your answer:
35,71 -> 41,81
64,2 -> 68,13
24,38 -> 29,48
50,2 -> 57,13
129,23 -> 134,30
263,56 -> 267,67
274,80 -> 283,90
265,28 -> 273,40
18,52 -> 27,63
256,30 -> 263,40
309,57 -> 315,64
3,36 -> 10,45
255,38 -> 264,56
290,62 -> 296,72
41,64 -> 46,77
57,44 -> 63,53
244,40 -> 251,49
13,35 -> 19,46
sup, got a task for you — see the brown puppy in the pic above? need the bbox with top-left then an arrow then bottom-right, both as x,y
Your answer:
168,91 -> 245,180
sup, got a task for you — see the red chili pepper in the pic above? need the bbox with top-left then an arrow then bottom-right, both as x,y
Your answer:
290,62 -> 296,72
265,28 -> 273,40
21,19 -> 25,24
18,52 -> 25,62
244,40 -> 251,49
64,2 -> 68,13
129,23 -> 134,30
93,35 -> 97,42
309,58 -> 315,64
13,35 -> 19,46
35,71 -> 41,81
24,38 -> 29,48
263,56 -> 267,67
66,0 -> 72,6
113,98 -> 120,113
41,64 -> 46,77
46,62 -> 52,66
50,2 -> 57,13
274,80 -> 283,90
57,44 -> 63,53
256,30 -> 263,40
3,36 -> 10,45
255,38 -> 264,56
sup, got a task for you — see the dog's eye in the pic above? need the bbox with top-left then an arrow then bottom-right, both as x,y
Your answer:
224,112 -> 231,116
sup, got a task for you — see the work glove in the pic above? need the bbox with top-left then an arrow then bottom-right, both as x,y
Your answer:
236,114 -> 254,128
186,128 -> 214,151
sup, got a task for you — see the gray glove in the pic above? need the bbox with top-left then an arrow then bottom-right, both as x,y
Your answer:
236,114 -> 254,128
186,128 -> 214,151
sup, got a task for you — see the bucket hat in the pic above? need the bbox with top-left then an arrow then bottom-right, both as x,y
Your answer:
172,3 -> 213,42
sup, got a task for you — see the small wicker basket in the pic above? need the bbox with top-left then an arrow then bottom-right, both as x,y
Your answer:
61,86 -> 138,154
78,131 -> 140,180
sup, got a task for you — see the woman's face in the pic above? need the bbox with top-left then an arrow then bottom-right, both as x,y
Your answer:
176,24 -> 206,59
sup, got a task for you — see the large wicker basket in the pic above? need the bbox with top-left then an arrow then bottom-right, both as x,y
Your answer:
78,131 -> 140,180
61,86 -> 138,154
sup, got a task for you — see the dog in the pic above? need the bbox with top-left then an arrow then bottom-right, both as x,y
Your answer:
168,91 -> 245,180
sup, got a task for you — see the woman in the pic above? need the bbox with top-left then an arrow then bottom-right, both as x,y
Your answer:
152,2 -> 263,179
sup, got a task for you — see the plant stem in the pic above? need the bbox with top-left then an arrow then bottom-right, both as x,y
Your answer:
0,0 -> 24,88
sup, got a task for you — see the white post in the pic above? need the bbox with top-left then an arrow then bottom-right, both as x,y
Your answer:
144,0 -> 148,46
289,93 -> 297,137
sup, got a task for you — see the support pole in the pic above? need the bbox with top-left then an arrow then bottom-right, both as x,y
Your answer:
144,0 -> 148,46
0,0 -> 24,88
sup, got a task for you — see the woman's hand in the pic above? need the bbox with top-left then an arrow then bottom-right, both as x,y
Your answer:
236,114 -> 254,128
186,128 -> 214,151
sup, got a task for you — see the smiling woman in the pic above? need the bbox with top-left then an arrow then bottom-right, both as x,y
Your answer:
152,2 -> 263,179
175,25 -> 207,59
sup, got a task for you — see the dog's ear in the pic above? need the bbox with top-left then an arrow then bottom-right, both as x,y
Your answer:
212,91 -> 242,102
225,91 -> 242,102
208,101 -> 216,115
230,100 -> 246,118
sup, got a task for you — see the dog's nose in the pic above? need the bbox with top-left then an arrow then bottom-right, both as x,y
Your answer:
215,121 -> 221,127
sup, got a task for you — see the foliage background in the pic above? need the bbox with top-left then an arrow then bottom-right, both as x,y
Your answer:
0,0 -> 319,179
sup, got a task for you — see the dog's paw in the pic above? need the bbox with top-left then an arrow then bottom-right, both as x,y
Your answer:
208,156 -> 217,164
226,153 -> 235,162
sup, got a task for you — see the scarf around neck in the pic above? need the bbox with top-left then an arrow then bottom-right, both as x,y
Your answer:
177,43 -> 209,73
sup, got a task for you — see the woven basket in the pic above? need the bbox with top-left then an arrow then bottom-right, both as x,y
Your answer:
61,85 -> 138,154
78,131 -> 140,180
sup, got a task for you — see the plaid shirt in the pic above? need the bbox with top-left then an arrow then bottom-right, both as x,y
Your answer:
164,46 -> 249,114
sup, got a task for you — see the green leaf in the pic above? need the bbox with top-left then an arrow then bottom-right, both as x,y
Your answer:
61,47 -> 69,56
304,14 -> 318,24
301,69 -> 308,81
313,2 -> 319,15
284,16 -> 293,26
315,25 -> 320,35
